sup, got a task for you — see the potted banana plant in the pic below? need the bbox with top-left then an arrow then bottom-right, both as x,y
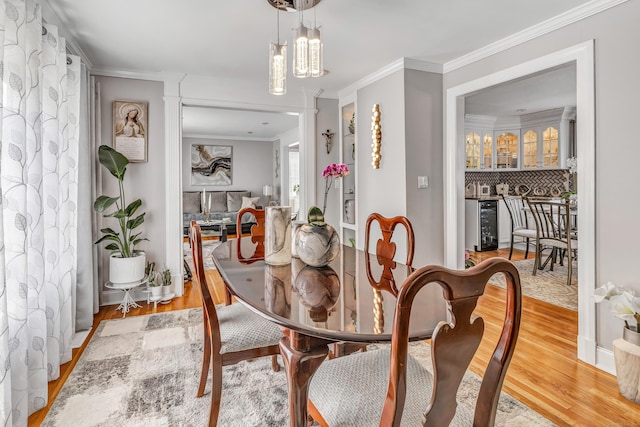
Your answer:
94,145 -> 147,284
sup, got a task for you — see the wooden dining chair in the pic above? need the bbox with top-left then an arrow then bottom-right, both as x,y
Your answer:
308,258 -> 522,427
365,213 -> 415,294
236,207 -> 266,262
190,221 -> 282,427
365,213 -> 415,268
330,214 -> 416,360
525,198 -> 578,286
500,194 -> 537,260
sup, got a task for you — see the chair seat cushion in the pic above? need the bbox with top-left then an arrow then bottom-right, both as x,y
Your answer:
539,237 -> 578,250
309,348 -> 473,426
513,228 -> 537,238
217,303 -> 282,354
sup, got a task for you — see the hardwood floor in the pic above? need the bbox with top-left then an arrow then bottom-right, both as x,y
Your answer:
29,255 -> 640,426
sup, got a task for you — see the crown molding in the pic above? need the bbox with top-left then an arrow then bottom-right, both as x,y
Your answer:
444,0 -> 628,73
182,134 -> 279,142
338,58 -> 443,99
90,67 -> 167,81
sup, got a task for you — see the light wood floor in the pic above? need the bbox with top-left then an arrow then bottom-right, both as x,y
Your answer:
29,250 -> 640,426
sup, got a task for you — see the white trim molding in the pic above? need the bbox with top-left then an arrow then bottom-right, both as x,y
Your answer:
90,67 -> 168,82
444,40 -> 597,366
444,0 -> 627,73
596,346 -> 616,376
164,75 -> 184,296
182,133 -> 280,142
338,58 -> 443,100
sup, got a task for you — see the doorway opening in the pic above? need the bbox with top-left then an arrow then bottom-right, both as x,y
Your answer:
445,41 -> 596,365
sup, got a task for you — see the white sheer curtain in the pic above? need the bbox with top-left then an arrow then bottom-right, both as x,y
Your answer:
0,1 -> 85,424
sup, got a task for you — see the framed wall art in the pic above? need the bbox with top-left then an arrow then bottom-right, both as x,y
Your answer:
191,144 -> 232,185
113,100 -> 148,162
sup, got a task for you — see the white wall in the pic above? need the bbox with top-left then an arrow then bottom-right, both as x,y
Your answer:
404,69 -> 444,266
95,76 -> 166,301
443,0 -> 640,350
356,70 -> 408,251
315,98 -> 340,226
182,137 -> 273,206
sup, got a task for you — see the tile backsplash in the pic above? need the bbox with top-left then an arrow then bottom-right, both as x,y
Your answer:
466,170 -> 575,196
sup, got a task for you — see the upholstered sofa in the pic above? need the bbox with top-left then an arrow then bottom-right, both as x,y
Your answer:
182,190 -> 260,237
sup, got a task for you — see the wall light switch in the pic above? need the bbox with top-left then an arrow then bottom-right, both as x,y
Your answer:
418,176 -> 429,189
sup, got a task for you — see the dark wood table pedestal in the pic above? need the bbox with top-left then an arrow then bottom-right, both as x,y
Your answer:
279,330 -> 331,427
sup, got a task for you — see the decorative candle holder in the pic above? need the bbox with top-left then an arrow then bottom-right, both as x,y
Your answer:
265,206 -> 292,265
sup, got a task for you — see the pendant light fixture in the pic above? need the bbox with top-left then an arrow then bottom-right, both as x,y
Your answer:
269,5 -> 287,95
292,4 -> 310,78
308,6 -> 323,77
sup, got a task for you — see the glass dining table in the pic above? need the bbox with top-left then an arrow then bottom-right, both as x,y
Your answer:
212,238 -> 449,427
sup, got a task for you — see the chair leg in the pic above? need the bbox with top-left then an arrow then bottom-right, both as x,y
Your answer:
567,256 -> 573,286
198,325 -> 212,398
209,357 -> 223,427
508,234 -> 515,260
224,286 -> 233,306
524,238 -> 530,259
271,355 -> 280,372
532,244 -> 539,276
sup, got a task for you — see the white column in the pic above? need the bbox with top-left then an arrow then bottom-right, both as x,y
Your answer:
164,75 -> 184,295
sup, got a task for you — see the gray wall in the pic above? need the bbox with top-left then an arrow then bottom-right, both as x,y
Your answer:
443,0 -> 640,349
315,98 -> 340,227
182,137 -> 273,206
95,76 -> 166,292
356,70 -> 407,250
404,69 -> 444,266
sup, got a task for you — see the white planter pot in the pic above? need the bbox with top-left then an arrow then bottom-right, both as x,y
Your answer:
150,286 -> 162,298
109,252 -> 146,285
162,284 -> 172,296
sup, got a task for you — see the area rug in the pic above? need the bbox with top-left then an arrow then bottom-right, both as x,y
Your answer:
489,258 -> 577,311
43,309 -> 553,427
183,240 -> 220,274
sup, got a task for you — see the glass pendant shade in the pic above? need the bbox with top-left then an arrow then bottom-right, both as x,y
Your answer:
269,42 -> 287,95
293,23 -> 310,78
308,27 -> 323,77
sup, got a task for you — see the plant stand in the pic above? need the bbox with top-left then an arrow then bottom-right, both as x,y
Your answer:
613,338 -> 640,404
105,279 -> 147,318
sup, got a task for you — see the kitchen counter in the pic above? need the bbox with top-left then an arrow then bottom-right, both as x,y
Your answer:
465,196 -> 501,200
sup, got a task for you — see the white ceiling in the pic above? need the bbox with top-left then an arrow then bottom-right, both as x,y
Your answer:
48,0 -> 592,98
465,63 -> 577,116
47,0 -> 592,137
182,106 -> 299,139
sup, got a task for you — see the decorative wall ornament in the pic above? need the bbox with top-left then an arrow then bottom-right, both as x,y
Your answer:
190,145 -> 232,185
322,129 -> 334,154
371,104 -> 381,169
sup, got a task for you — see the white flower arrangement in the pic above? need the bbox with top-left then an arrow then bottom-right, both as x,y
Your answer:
594,282 -> 640,330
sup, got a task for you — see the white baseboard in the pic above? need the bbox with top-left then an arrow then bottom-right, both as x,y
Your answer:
596,346 -> 616,376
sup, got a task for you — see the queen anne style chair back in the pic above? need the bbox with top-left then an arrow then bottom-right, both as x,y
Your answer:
500,194 -> 537,260
327,213 -> 416,360
525,198 -> 577,286
189,221 -> 282,427
308,258 -> 522,427
236,207 -> 266,262
364,213 -> 415,296
365,213 -> 415,265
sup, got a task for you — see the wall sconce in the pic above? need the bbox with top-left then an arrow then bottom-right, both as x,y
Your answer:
371,104 -> 381,169
322,129 -> 334,154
